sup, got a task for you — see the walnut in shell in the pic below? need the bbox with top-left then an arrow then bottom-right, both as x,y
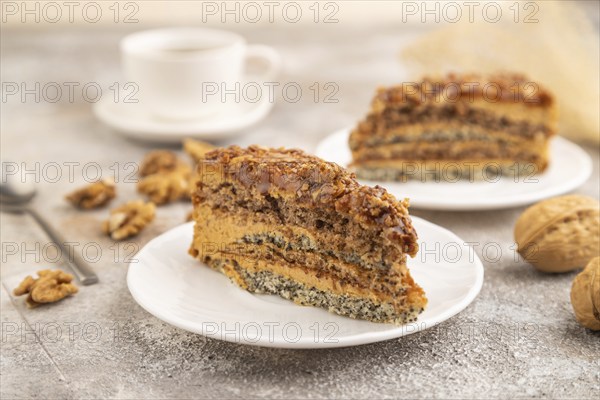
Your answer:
65,178 -> 116,209
570,257 -> 600,330
13,269 -> 78,308
103,200 -> 156,240
514,195 -> 600,273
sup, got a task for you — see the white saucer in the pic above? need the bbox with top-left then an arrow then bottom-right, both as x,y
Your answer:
127,219 -> 484,349
93,92 -> 274,143
315,128 -> 592,211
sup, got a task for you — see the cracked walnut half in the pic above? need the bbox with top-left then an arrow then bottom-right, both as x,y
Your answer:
137,164 -> 192,205
139,150 -> 181,177
103,200 -> 156,240
65,178 -> 116,209
13,269 -> 78,308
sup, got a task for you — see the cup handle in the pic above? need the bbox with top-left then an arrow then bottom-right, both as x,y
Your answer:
245,44 -> 281,81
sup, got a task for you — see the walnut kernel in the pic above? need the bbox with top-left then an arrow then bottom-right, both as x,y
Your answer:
13,269 -> 78,308
103,200 -> 156,240
139,150 -> 180,177
65,178 -> 116,209
183,139 -> 216,164
13,275 -> 36,296
137,164 -> 192,205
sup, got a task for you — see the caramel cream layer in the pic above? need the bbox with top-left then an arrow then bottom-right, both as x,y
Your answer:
191,205 -> 413,292
371,99 -> 557,127
198,184 -> 408,269
351,140 -> 549,163
190,211 -> 425,309
213,256 -> 426,313
350,121 -> 551,149
352,158 -> 548,172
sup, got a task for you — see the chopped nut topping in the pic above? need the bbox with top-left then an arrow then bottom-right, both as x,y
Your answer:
200,145 -> 418,257
65,178 -> 116,209
13,269 -> 78,308
139,150 -> 180,177
103,200 -> 156,240
137,164 -> 192,205
183,139 -> 216,164
371,73 -> 554,108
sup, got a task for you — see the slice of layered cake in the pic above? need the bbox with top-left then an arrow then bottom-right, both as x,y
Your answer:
189,145 -> 427,324
349,73 -> 557,181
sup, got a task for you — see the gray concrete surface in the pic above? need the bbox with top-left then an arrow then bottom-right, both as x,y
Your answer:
1,22 -> 599,400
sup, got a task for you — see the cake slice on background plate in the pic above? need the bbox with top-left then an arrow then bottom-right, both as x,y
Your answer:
349,73 -> 557,181
189,145 -> 427,325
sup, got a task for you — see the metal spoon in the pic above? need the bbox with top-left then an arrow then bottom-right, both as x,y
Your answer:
1,166 -> 99,285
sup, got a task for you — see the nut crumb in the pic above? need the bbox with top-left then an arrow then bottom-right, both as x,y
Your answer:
65,179 -> 116,209
139,150 -> 180,177
103,200 -> 156,240
13,269 -> 78,308
138,164 -> 192,205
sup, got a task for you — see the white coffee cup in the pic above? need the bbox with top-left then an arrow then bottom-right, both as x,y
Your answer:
120,28 -> 281,120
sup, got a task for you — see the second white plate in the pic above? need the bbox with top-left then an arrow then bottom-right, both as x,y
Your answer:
127,218 -> 484,349
315,128 -> 592,211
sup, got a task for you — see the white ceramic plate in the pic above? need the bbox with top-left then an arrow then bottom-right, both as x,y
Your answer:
315,128 -> 592,211
93,88 -> 274,143
127,218 -> 484,349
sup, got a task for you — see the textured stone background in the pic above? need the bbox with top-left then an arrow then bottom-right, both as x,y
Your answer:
1,13 -> 599,400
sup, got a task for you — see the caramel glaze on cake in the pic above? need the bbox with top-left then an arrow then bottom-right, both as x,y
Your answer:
189,145 -> 427,324
350,73 -> 558,181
